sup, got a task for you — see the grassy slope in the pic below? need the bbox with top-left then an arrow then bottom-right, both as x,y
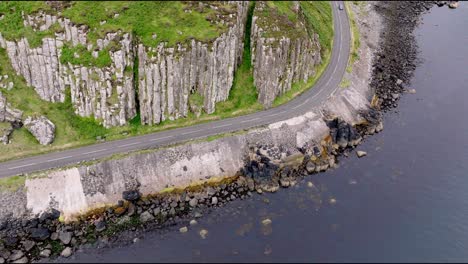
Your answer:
345,1 -> 361,73
0,1 -> 333,162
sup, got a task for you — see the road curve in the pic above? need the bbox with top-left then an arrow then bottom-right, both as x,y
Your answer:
0,1 -> 350,178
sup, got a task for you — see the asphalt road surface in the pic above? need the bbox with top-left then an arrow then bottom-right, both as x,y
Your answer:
0,1 -> 350,178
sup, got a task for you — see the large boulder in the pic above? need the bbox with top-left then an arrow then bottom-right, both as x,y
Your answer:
24,116 -> 55,145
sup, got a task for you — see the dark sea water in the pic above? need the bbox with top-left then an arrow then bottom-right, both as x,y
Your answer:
68,5 -> 468,263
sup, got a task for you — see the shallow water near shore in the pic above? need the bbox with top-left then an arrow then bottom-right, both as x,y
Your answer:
65,5 -> 468,263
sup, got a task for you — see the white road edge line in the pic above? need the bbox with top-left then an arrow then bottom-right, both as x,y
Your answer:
118,142 -> 140,148
213,123 -> 232,129
266,112 -> 282,118
9,163 -> 37,170
46,156 -> 73,162
181,129 -> 203,135
150,136 -> 173,142
83,149 -> 107,155
240,118 -> 260,123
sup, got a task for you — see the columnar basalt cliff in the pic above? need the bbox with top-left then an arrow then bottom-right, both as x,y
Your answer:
137,2 -> 249,125
0,2 -> 250,128
251,1 -> 322,107
0,13 -> 137,127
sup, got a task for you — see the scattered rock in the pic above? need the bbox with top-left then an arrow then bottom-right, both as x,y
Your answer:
189,198 -> 198,207
39,249 -> 51,258
356,151 -> 367,158
50,232 -> 58,241
114,206 -> 126,216
122,190 -> 140,201
330,198 -> 337,205
94,220 -> 106,232
8,250 -> 23,261
189,220 -> 198,226
179,226 -> 188,233
127,203 -> 136,216
60,247 -> 72,258
21,240 -> 35,252
11,257 -> 28,264
24,116 -> 55,145
307,182 -> 314,188
139,211 -> 154,223
211,197 -> 218,205
305,161 -> 316,174
59,231 -> 72,245
29,228 -> 50,241
406,88 -> 417,94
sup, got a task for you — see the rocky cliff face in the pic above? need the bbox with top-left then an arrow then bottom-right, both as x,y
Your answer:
0,12 -> 137,127
251,1 -> 322,107
137,1 -> 249,125
0,91 -> 22,123
0,2 -> 249,127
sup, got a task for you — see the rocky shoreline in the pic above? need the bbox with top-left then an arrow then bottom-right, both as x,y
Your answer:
0,2 -> 446,263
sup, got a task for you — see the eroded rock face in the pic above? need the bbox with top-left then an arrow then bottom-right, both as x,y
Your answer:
251,1 -> 321,107
137,1 -> 249,125
24,116 -> 55,145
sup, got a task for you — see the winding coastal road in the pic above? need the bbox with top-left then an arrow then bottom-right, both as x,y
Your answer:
0,1 -> 350,178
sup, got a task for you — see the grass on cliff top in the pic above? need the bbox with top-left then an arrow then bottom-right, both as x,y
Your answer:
62,1 -> 234,47
0,1 -> 233,48
257,2 -> 308,41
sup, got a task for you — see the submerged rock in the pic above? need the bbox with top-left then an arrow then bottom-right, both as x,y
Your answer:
356,151 -> 367,158
199,229 -> 209,239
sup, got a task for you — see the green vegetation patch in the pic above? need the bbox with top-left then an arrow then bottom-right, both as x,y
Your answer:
60,43 -> 112,67
345,2 -> 361,73
0,175 -> 25,192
